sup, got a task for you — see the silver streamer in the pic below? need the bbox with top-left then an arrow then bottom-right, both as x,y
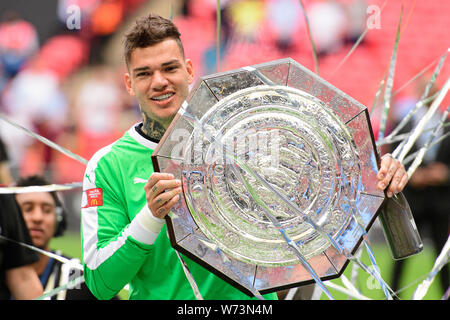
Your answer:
412,236 -> 450,300
0,182 -> 82,194
406,107 -> 449,177
0,112 -> 88,165
395,76 -> 450,164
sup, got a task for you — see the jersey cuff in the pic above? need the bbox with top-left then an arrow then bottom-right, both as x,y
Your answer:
129,205 -> 165,245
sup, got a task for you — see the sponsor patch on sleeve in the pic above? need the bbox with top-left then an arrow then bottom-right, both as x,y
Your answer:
82,188 -> 103,208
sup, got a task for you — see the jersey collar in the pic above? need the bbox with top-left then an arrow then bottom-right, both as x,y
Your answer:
128,123 -> 159,150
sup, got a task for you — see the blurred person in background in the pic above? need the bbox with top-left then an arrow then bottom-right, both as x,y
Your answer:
0,193 -> 43,299
343,0 -> 367,45
307,0 -> 348,56
0,136 -> 13,185
1,58 -> 70,179
264,0 -> 304,52
0,135 -> 40,299
72,65 -> 123,158
15,174 -> 109,300
0,11 -> 39,79
0,12 -> 41,178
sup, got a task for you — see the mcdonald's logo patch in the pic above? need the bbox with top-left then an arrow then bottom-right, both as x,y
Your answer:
84,188 -> 103,208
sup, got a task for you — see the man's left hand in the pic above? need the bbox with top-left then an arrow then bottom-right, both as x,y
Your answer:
377,153 -> 408,198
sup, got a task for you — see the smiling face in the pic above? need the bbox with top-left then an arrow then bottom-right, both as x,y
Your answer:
16,192 -> 57,250
124,38 -> 194,132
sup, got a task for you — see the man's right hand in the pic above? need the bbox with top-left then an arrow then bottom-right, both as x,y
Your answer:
144,172 -> 182,219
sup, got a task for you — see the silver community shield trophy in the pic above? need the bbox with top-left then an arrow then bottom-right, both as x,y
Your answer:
151,58 -> 388,296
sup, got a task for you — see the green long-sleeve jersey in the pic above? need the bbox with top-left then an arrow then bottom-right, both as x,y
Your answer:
80,124 -> 277,300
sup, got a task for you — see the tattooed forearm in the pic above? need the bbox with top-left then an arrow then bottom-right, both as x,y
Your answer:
141,112 -> 167,141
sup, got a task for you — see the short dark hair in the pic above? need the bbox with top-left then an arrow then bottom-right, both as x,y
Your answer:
124,13 -> 185,67
15,175 -> 67,237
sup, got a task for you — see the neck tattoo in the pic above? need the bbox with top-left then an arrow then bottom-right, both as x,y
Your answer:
141,112 -> 167,141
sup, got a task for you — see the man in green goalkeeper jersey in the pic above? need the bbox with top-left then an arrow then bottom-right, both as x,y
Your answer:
81,13 -> 409,300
